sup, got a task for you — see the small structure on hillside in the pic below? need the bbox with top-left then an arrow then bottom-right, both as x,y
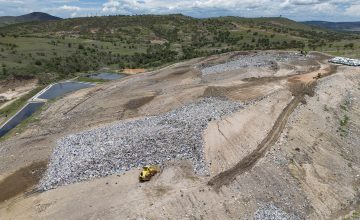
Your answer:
329,57 -> 360,66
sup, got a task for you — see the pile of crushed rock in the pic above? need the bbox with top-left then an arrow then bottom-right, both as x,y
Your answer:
39,97 -> 243,191
329,57 -> 360,66
254,203 -> 300,220
201,52 -> 307,75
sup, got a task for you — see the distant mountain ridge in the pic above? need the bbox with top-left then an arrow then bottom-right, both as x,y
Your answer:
303,21 -> 360,32
0,12 -> 61,27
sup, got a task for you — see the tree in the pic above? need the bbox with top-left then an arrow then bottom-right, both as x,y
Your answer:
119,62 -> 125,70
1,64 -> 7,76
344,43 -> 354,50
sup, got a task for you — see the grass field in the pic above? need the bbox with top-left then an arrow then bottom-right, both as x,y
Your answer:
0,36 -> 147,68
319,39 -> 360,58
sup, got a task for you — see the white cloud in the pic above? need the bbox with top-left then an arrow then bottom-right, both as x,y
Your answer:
101,0 -> 279,15
59,5 -> 81,11
0,0 -> 24,3
102,0 -> 121,13
99,0 -> 360,21
346,4 -> 360,16
53,0 -> 79,2
0,0 -> 359,21
312,2 -> 338,11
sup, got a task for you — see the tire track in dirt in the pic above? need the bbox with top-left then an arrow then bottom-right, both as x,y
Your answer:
208,94 -> 304,191
208,64 -> 336,191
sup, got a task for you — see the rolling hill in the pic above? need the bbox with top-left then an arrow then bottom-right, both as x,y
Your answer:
0,12 -> 61,27
303,21 -> 360,32
0,14 -> 359,83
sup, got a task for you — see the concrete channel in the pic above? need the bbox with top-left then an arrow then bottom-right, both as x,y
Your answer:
0,81 -> 96,138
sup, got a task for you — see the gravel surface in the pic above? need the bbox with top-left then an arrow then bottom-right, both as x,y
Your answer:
201,52 -> 306,75
254,203 -> 300,220
39,97 -> 243,191
329,57 -> 360,66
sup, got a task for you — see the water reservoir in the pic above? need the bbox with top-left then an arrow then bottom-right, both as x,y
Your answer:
38,82 -> 93,100
0,82 -> 95,138
0,102 -> 45,137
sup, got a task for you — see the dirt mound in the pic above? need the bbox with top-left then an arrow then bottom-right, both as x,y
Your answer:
208,94 -> 303,190
203,76 -> 285,101
208,62 -> 333,190
200,51 -> 306,75
38,98 -> 243,191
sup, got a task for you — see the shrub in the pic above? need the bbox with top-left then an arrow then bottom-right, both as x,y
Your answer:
340,115 -> 350,127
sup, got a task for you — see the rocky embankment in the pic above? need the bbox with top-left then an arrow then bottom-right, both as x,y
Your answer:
201,52 -> 308,75
39,97 -> 243,191
329,57 -> 360,66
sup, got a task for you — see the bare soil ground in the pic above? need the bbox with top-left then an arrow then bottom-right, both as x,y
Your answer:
0,51 -> 359,219
0,79 -> 37,110
122,68 -> 147,75
0,161 -> 47,204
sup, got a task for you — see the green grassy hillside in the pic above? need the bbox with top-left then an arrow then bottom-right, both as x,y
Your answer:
303,21 -> 360,32
0,14 -> 359,83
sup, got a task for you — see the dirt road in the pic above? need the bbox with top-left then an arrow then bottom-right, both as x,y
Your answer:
208,62 -> 335,191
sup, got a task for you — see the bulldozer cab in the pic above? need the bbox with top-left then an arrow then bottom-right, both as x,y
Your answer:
139,165 -> 160,182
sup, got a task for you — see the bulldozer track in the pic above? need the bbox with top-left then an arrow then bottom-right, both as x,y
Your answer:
208,94 -> 303,191
208,63 -> 336,191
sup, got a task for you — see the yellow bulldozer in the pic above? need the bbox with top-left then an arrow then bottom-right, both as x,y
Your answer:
139,165 -> 160,182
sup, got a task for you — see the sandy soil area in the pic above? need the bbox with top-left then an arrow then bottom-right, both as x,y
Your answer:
0,51 -> 359,219
122,68 -> 147,75
0,79 -> 38,110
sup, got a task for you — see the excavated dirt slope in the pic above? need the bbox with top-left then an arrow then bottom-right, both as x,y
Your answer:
0,51 -> 359,219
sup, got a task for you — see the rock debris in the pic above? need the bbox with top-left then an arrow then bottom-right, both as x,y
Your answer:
39,97 -> 243,191
329,57 -> 360,66
201,52 -> 307,75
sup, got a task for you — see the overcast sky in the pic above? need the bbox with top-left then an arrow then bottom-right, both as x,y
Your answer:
0,0 -> 359,21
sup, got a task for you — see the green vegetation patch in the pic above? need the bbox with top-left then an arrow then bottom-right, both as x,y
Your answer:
0,14 -> 359,82
343,211 -> 360,220
340,114 -> 350,127
0,86 -> 44,120
338,114 -> 350,137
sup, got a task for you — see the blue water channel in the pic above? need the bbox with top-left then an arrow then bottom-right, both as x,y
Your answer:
0,102 -> 45,137
0,82 -> 95,138
38,82 -> 94,100
88,73 -> 126,80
